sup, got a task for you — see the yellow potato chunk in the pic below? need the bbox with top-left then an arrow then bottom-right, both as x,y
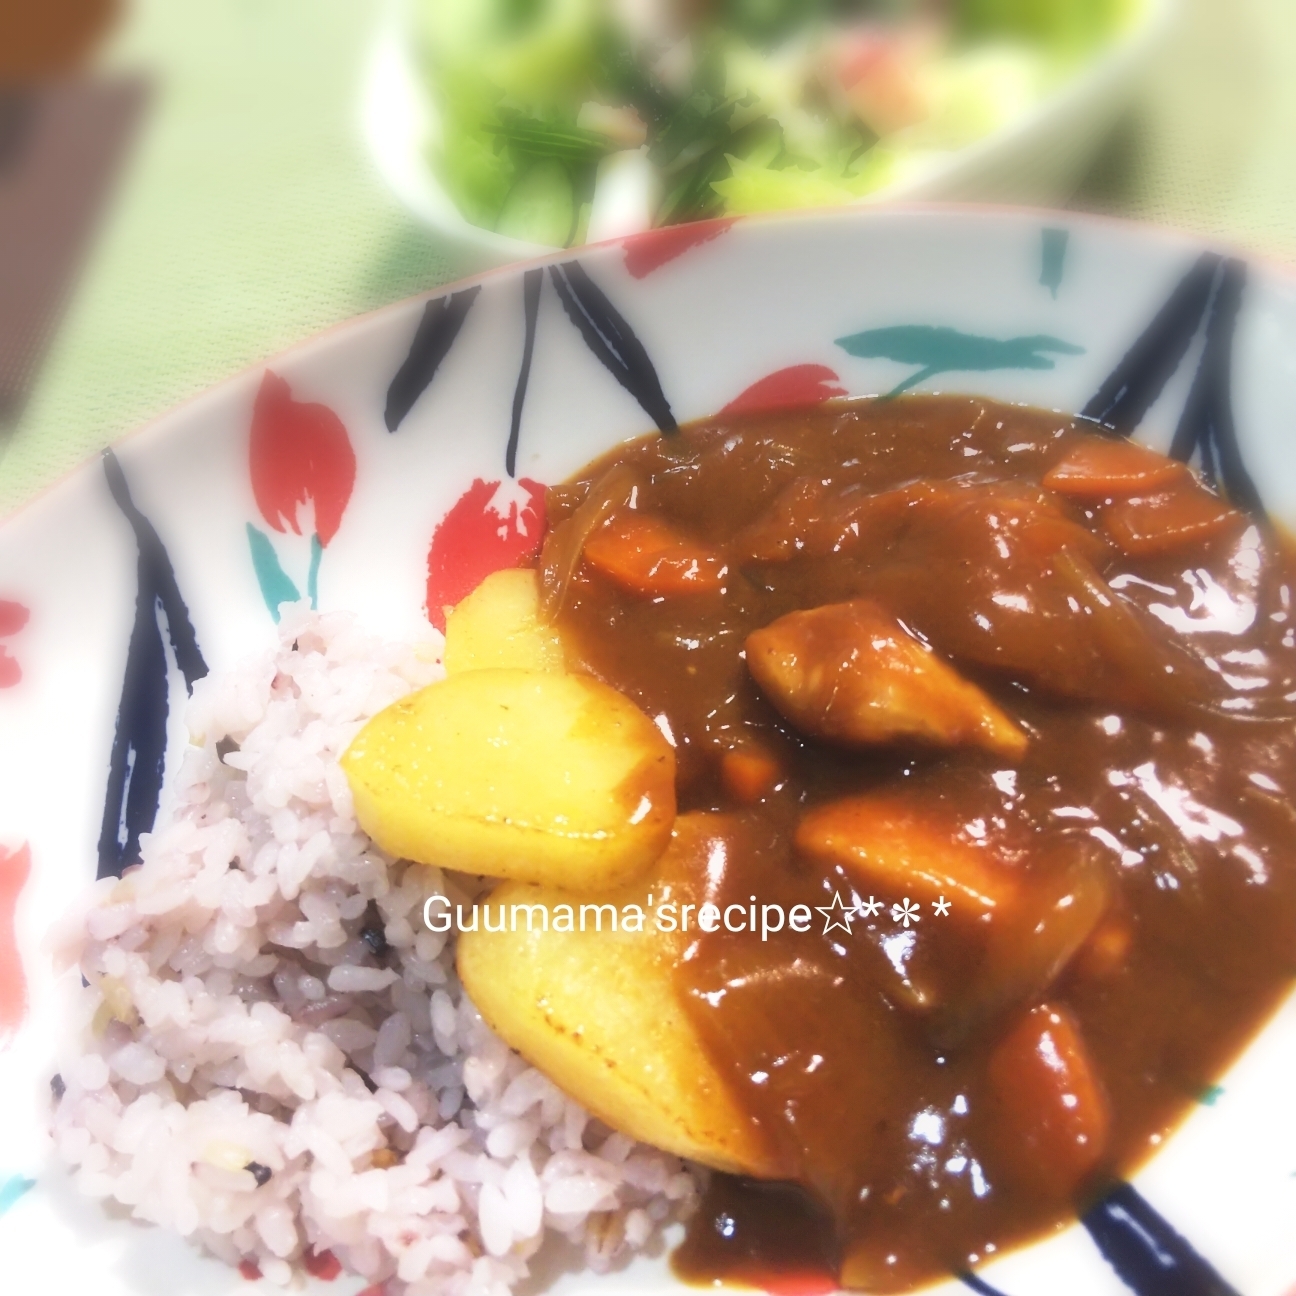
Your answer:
746,599 -> 1027,759
458,815 -> 780,1176
342,669 -> 675,891
444,568 -> 564,675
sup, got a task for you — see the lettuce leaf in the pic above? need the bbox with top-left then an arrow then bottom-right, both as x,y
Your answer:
418,0 -> 600,109
712,147 -> 900,215
957,0 -> 1138,59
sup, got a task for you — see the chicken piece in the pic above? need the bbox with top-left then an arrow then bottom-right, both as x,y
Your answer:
745,599 -> 1027,758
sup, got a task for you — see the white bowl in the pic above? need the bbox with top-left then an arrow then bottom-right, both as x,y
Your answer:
3,207 -> 1295,1296
361,0 -> 1175,267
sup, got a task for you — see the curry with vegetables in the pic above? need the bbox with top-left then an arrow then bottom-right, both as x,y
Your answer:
344,395 -> 1296,1291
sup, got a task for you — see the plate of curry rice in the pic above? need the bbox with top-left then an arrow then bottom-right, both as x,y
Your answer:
2,208 -> 1295,1296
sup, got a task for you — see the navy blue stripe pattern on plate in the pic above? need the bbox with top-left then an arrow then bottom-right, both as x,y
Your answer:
1082,1182 -> 1241,1296
960,1270 -> 1012,1296
98,451 -> 208,880
958,1182 -> 1241,1296
549,261 -> 677,433
1081,252 -> 1263,519
506,268 -> 543,479
384,286 -> 481,432
1081,251 -> 1220,435
1167,259 -> 1264,516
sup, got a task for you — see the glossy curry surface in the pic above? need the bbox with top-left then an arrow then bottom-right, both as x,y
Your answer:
542,397 -> 1296,1292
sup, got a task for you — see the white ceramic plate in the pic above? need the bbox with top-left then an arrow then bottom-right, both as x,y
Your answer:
361,0 -> 1175,266
2,208 -> 1295,1296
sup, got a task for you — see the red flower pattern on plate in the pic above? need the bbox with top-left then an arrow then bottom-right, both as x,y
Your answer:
0,600 -> 29,689
426,478 -> 546,632
722,365 -> 847,416
622,218 -> 737,278
0,842 -> 31,1045
250,371 -> 356,547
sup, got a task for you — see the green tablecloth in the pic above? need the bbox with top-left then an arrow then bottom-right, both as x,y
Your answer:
2,0 -> 1293,517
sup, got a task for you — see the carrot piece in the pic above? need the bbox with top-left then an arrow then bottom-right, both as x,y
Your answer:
987,1002 -> 1111,1198
721,744 -> 783,804
1043,437 -> 1188,499
582,511 -> 729,595
795,796 -> 1018,918
1102,483 -> 1245,556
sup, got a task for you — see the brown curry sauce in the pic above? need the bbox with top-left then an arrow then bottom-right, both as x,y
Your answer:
543,397 -> 1296,1292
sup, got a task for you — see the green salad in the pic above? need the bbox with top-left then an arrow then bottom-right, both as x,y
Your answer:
414,0 -> 1136,247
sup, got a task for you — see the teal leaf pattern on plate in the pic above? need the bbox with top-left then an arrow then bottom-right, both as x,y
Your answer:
1041,228 -> 1070,298
306,534 -> 323,610
247,523 -> 300,622
0,1174 -> 35,1216
836,325 -> 1084,397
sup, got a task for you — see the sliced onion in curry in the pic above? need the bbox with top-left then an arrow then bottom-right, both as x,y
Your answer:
537,462 -> 644,621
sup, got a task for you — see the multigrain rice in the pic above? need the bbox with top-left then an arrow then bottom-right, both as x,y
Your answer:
50,605 -> 698,1294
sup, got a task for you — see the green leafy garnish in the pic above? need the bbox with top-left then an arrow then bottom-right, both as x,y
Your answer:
497,111 -> 616,164
958,0 -> 1136,58
415,0 -> 1139,239
497,159 -> 579,245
